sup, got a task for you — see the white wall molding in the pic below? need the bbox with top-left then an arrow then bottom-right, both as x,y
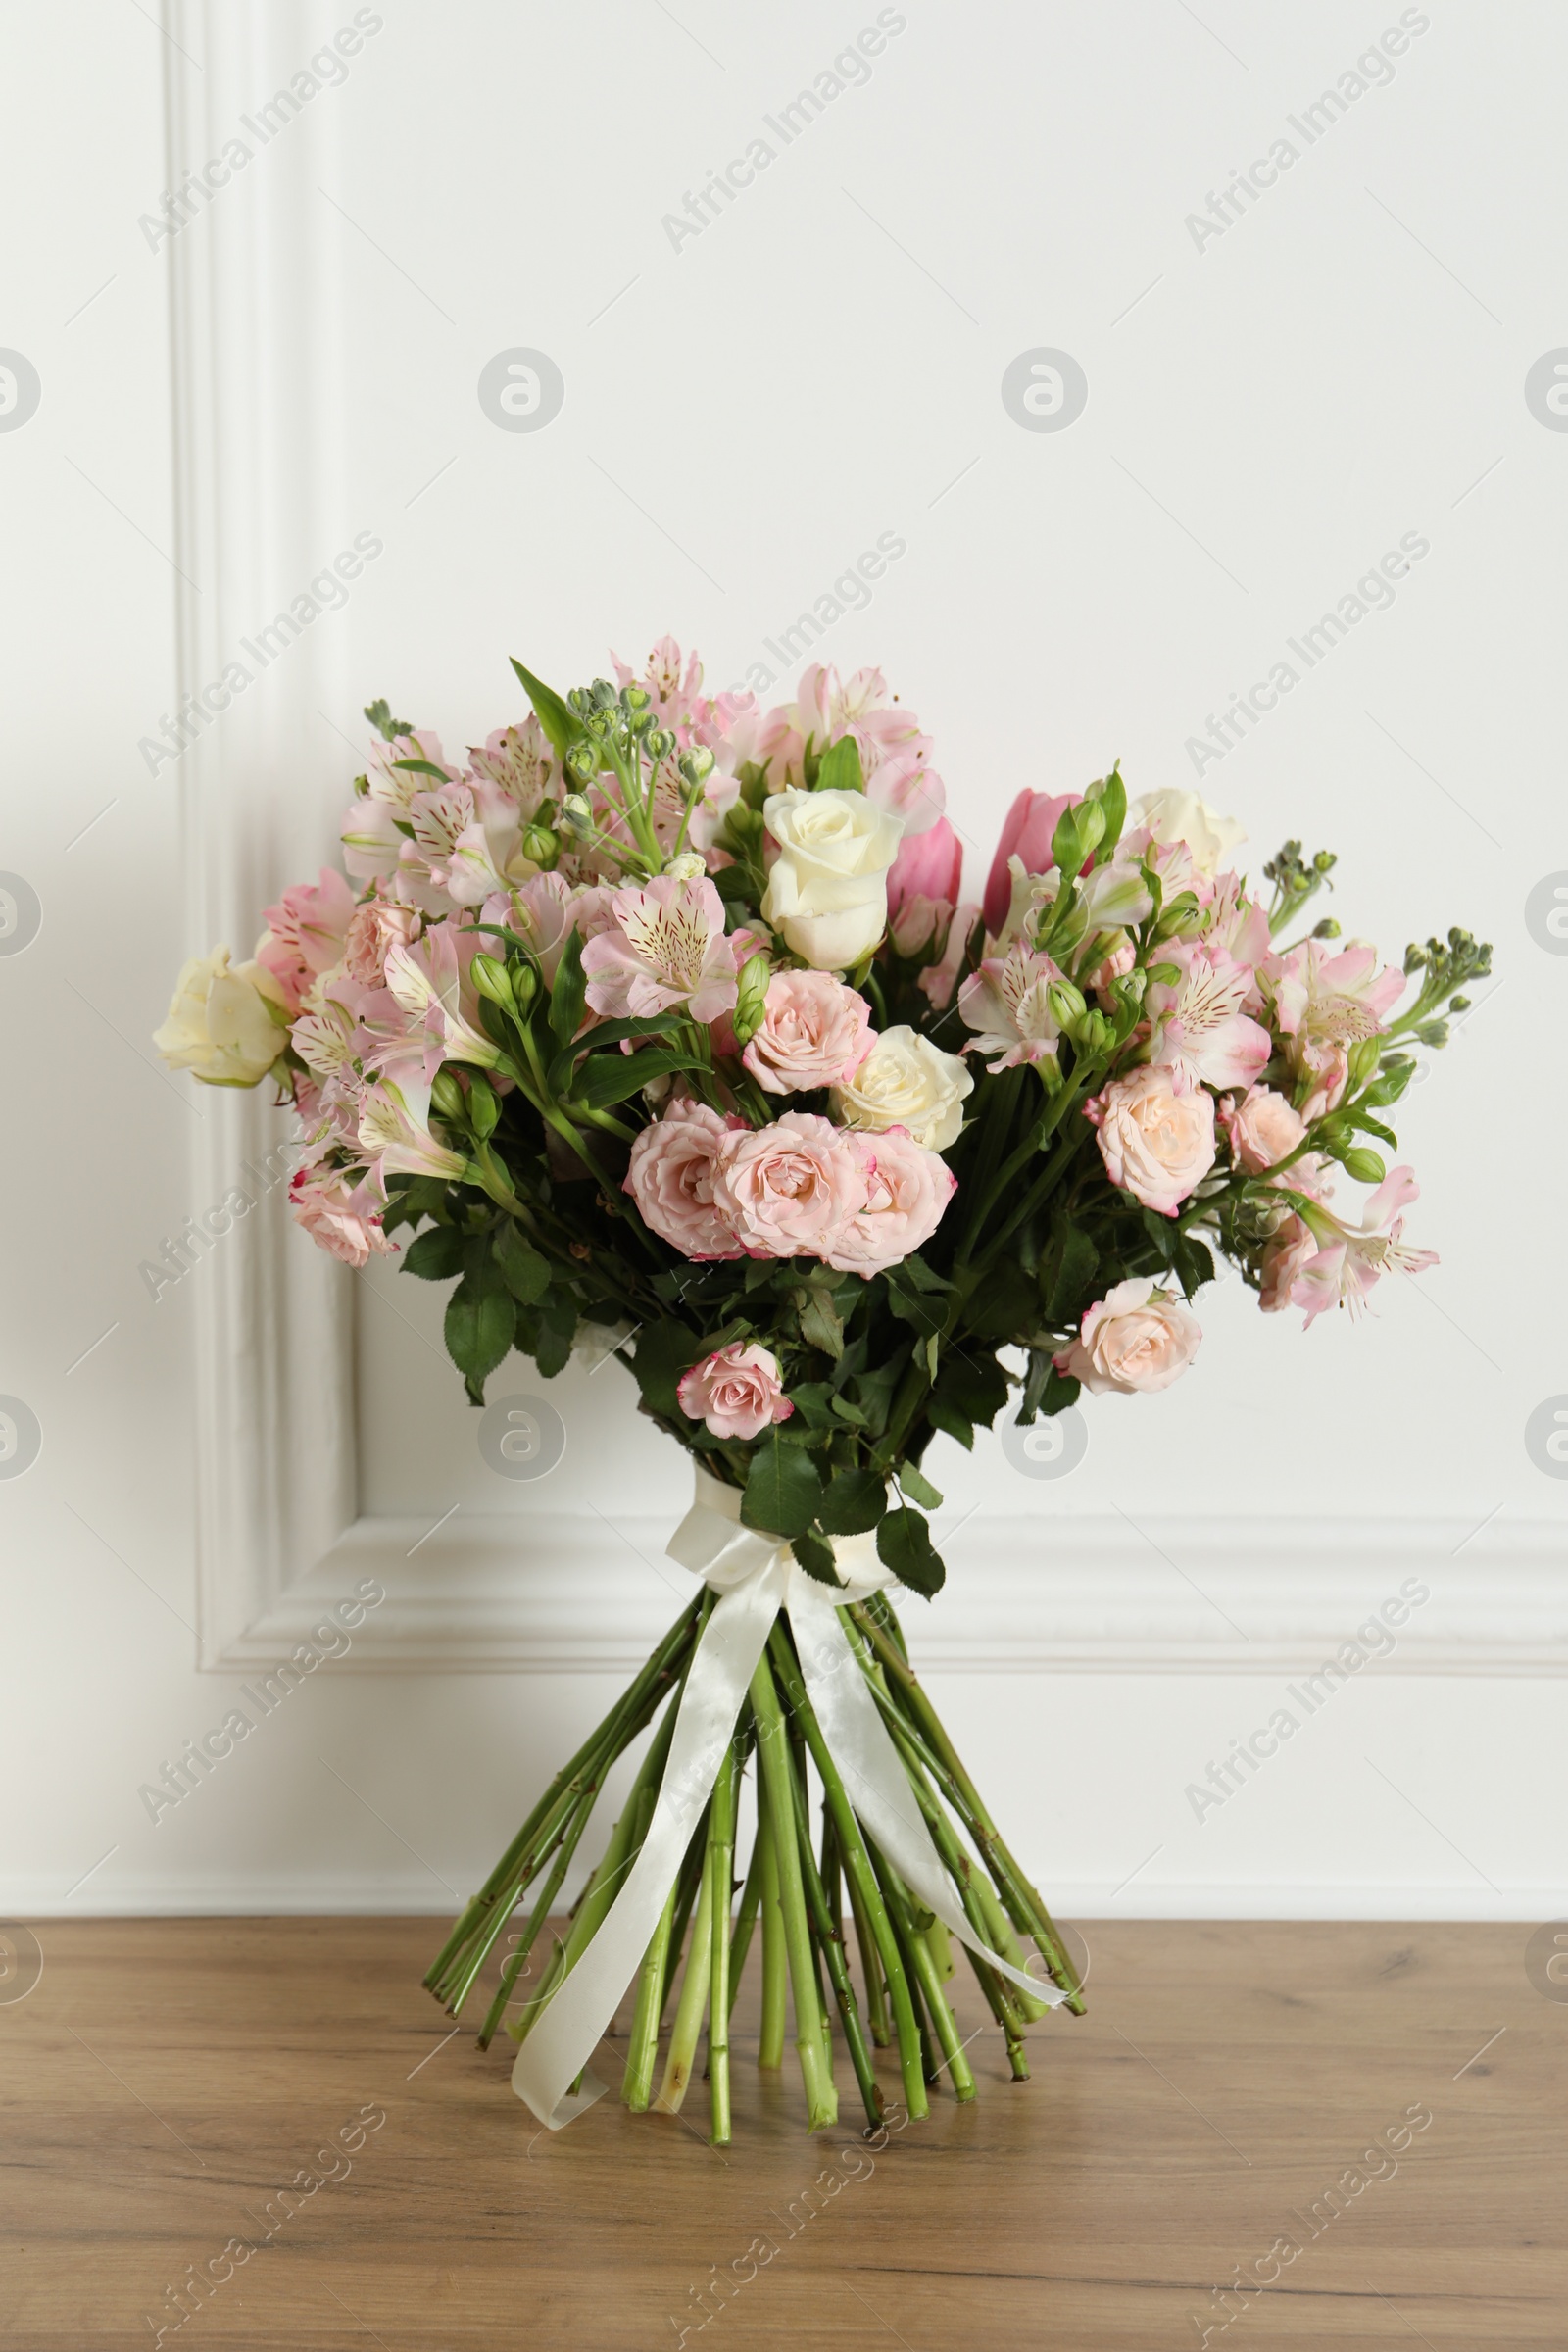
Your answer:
219,1510 -> 1568,1676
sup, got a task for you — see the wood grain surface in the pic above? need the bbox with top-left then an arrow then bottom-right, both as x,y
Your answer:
1,1917 -> 1562,2349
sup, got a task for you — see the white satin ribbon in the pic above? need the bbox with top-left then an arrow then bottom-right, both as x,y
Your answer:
512,1466 -> 1065,2128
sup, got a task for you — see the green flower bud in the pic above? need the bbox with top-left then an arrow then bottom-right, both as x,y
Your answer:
1075,1009 -> 1113,1056
564,740 -> 599,783
732,950 -> 772,1048
1347,1036 -> 1382,1089
520,823 -> 560,868
620,682 -> 652,711
1312,917 -> 1341,940
430,1069 -> 466,1121
469,954 -> 514,1008
677,745 -> 716,787
1342,1146 -> 1386,1185
466,1073 -> 501,1140
646,727 -> 676,762
1046,979 -> 1087,1031
561,791 -> 594,835
1403,941 -> 1427,974
513,962 -> 538,1010
590,677 -> 618,710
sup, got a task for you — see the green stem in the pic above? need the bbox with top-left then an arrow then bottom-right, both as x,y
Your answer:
850,1605 -> 1084,2013
764,1623 -> 927,2120
844,1858 -> 891,2048
476,1780 -> 599,2049
622,1883 -> 678,2110
749,1651 -> 838,2131
707,1743 -> 736,2146
869,1839 -> 974,2099
757,1808 -> 787,2070
655,1825 -> 715,2114
775,1687 -> 883,2132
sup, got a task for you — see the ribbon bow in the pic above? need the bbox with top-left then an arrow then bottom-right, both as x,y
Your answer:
512,1467 -> 1065,2127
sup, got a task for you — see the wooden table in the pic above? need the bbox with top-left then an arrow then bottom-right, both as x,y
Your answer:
2,1918 -> 1562,2348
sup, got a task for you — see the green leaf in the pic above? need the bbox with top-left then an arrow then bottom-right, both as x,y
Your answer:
1140,1207 -> 1177,1264
1045,1223 -> 1100,1325
925,1398 -> 974,1451
494,1221 -> 551,1304
401,1225 -> 466,1281
885,1274 -> 945,1340
1349,1113 -> 1398,1149
796,1284 -> 844,1359
934,1350 -> 1010,1429
549,929 -> 588,1047
444,1273 -> 515,1399
876,1507 -> 946,1597
547,1014 -> 676,1093
741,1431 -> 824,1539
510,658 -> 585,763
896,1461 -> 944,1510
897,1252 -> 954,1295
785,1381 -> 839,1429
391,757 -> 453,782
532,1305 -> 575,1379
627,1319 -> 710,1419
816,1468 -> 888,1537
364,698 -> 412,741
1173,1235 -> 1215,1299
815,735 -> 864,794
791,1530 -> 840,1586
572,1046 -> 702,1110
1086,761 -> 1126,855
1041,1365 -> 1080,1415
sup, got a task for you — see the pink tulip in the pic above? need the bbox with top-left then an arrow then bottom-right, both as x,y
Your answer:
982,790 -> 1079,936
887,816 -> 963,919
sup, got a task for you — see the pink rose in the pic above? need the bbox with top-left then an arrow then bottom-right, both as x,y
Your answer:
982,789 -> 1079,936
742,970 -> 874,1097
1087,1063 -> 1216,1217
677,1342 -> 794,1440
623,1100 -> 745,1260
820,1128 -> 956,1277
1222,1084 -> 1305,1175
1054,1278 -> 1201,1395
288,1168 -> 398,1268
342,897 -> 420,989
1258,1215 -> 1315,1312
888,816 -> 963,918
711,1111 -> 866,1259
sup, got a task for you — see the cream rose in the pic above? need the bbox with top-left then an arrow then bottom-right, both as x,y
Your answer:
1054,1278 -> 1201,1395
154,946 -> 287,1087
1224,1083 -> 1305,1175
1088,1063 -> 1216,1216
831,1024 -> 973,1152
1127,789 -> 1246,879
760,787 -> 905,969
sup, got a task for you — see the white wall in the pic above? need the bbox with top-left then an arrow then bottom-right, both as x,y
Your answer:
3,0 -> 1565,1928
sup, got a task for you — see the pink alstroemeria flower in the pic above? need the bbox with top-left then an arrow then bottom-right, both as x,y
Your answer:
356,1073 -> 468,1187
957,944 -> 1065,1071
580,874 -> 738,1022
1288,1165 -> 1438,1325
1146,940 -> 1272,1095
382,926 -> 501,1069
256,867 -> 356,1013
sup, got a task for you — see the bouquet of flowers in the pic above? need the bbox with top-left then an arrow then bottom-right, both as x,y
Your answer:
157,637 -> 1486,2141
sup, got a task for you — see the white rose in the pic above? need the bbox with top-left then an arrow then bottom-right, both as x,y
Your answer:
760,787 -> 905,969
1127,789 -> 1247,878
154,946 -> 287,1086
831,1023 -> 973,1152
